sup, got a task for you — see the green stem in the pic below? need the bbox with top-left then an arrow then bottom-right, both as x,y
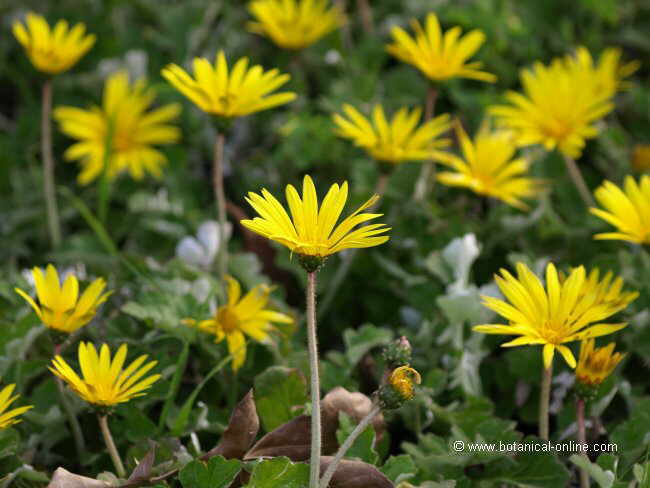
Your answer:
319,404 -> 380,488
53,343 -> 85,458
576,397 -> 590,488
41,79 -> 62,248
413,85 -> 439,201
307,271 -> 321,488
539,363 -> 553,440
213,131 -> 228,282
157,340 -> 190,432
98,414 -> 126,478
356,0 -> 374,34
562,154 -> 595,207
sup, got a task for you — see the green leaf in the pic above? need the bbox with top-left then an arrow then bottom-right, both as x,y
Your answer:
254,366 -> 307,432
610,397 -> 650,468
380,454 -> 417,483
246,457 -> 309,488
570,454 -> 615,488
336,413 -> 379,465
0,429 -> 20,459
178,456 -> 241,488
343,324 -> 393,365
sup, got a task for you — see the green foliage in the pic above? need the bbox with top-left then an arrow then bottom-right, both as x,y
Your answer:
178,456 -> 242,488
254,367 -> 308,432
245,457 -> 309,488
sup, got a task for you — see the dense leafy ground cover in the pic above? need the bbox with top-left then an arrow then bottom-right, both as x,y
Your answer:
1,0 -> 650,486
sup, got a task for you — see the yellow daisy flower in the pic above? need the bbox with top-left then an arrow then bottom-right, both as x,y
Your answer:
632,144 -> 650,172
50,342 -> 160,407
575,339 -> 625,387
433,121 -> 542,210
489,57 -> 613,159
332,104 -> 451,165
184,276 -> 293,371
12,12 -> 95,75
568,46 -> 639,99
590,175 -> 650,244
386,12 -> 496,83
161,51 -> 296,118
15,264 -> 111,334
0,384 -> 33,430
474,262 -> 637,369
247,0 -> 345,50
240,175 -> 390,260
54,71 -> 180,185
389,365 -> 421,401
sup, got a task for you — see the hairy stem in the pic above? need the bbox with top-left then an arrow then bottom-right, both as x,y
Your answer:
576,397 -> 590,488
41,79 -> 61,248
562,154 -> 595,207
539,363 -> 553,440
98,414 -> 126,478
307,271 -> 321,488
320,404 -> 381,487
356,0 -> 374,34
413,85 -> 439,201
213,132 -> 228,282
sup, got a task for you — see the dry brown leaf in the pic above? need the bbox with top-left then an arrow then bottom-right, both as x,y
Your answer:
47,468 -> 110,488
320,457 -> 394,488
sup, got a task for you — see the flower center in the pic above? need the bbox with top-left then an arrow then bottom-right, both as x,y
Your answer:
113,130 -> 135,152
539,320 -> 569,345
217,306 -> 240,333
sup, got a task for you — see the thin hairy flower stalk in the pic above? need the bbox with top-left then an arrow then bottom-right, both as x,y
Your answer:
539,363 -> 553,440
317,171 -> 390,320
576,398 -> 590,488
98,414 -> 126,478
562,154 -> 595,207
41,79 -> 62,248
320,403 -> 381,488
335,0 -> 353,50
413,85 -> 439,201
214,131 -> 228,282
356,0 -> 374,34
53,343 -> 85,457
307,271 -> 321,488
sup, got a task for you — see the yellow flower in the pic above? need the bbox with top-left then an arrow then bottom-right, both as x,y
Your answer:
389,366 -> 421,400
247,0 -> 344,50
240,175 -> 390,258
184,276 -> 293,371
568,46 -> 639,99
575,339 -> 625,387
474,262 -> 636,369
54,71 -> 181,185
161,51 -> 296,118
12,12 -> 95,75
433,121 -> 542,210
50,342 -> 160,407
590,175 -> 650,244
489,57 -> 613,158
632,144 -> 650,172
386,13 -> 496,83
15,264 -> 111,334
332,104 -> 451,165
0,384 -> 32,430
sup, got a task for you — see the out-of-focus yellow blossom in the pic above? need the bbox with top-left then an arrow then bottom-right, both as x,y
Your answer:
241,175 -> 390,259
389,366 -> 421,400
474,262 -> 636,369
12,12 -> 95,75
15,264 -> 111,334
575,339 -> 625,387
0,384 -> 32,430
332,104 -> 451,165
162,51 -> 296,118
434,121 -> 542,210
567,46 -> 639,99
183,276 -> 293,371
54,71 -> 181,184
386,12 -> 496,83
247,0 -> 344,50
590,175 -> 650,244
489,57 -> 613,158
50,342 -> 160,407
632,144 -> 650,172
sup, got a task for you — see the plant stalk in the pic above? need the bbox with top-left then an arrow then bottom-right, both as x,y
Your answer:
576,397 -> 590,488
53,343 -> 85,458
539,363 -> 553,440
98,414 -> 126,478
562,154 -> 595,207
319,404 -> 381,488
307,271 -> 321,488
157,340 -> 190,432
213,131 -> 228,282
356,0 -> 374,34
413,85 -> 439,201
41,79 -> 62,248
